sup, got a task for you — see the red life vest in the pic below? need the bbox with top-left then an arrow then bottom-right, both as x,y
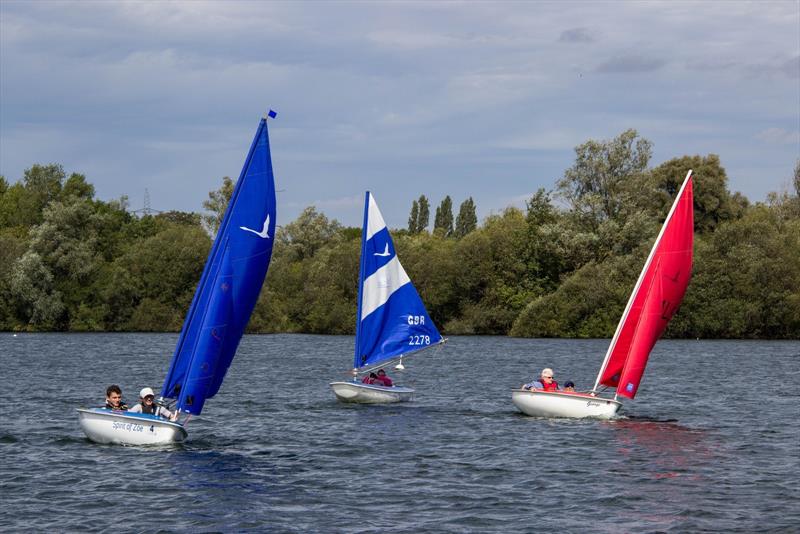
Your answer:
541,379 -> 559,391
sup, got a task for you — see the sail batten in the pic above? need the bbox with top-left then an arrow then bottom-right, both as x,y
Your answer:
593,171 -> 694,398
353,192 -> 442,370
160,117 -> 277,414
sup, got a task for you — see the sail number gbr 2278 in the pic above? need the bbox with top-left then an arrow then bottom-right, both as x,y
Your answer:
407,315 -> 430,346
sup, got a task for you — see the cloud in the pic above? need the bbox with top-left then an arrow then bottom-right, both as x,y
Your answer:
755,128 -> 799,145
596,55 -> 667,73
558,27 -> 595,43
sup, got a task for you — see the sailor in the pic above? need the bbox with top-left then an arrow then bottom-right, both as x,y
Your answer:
522,368 -> 560,391
362,372 -> 378,384
128,387 -> 178,421
104,385 -> 128,411
374,369 -> 393,387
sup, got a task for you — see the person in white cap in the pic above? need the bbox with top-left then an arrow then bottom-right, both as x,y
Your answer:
521,368 -> 560,391
128,387 -> 177,421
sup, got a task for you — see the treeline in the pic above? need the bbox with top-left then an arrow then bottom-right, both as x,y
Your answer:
1,130 -> 799,338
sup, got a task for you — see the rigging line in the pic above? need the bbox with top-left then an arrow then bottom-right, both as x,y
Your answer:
350,338 -> 448,375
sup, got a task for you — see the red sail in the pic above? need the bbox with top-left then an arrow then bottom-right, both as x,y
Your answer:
598,174 -> 694,399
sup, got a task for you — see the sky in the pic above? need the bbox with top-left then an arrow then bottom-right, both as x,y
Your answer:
1,1 -> 798,228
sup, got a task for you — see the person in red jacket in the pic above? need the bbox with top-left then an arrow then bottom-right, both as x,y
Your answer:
522,368 -> 560,391
362,372 -> 378,384
374,369 -> 394,387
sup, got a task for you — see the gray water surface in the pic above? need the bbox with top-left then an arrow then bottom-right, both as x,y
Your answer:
1,334 -> 798,532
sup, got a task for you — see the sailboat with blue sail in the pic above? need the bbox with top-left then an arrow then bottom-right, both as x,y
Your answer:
77,112 -> 279,445
330,192 -> 445,404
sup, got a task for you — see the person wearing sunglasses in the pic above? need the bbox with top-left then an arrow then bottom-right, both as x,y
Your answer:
128,387 -> 177,421
521,368 -> 560,392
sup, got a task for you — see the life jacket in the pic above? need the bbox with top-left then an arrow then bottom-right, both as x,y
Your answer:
105,401 -> 128,411
138,402 -> 157,415
541,379 -> 559,392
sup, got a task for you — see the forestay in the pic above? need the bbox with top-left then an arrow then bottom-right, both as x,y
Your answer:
353,192 -> 442,370
161,115 -> 277,414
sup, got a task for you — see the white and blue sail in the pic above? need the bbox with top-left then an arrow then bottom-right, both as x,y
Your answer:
353,192 -> 442,371
160,113 -> 278,415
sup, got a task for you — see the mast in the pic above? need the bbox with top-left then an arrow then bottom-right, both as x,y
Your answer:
352,191 -> 370,371
591,170 -> 693,393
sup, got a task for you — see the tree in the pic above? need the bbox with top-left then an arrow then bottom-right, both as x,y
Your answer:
454,197 -> 477,237
433,195 -> 454,236
556,129 -> 652,231
62,173 -> 95,201
278,206 -> 342,261
648,155 -> 746,234
418,195 -> 430,233
202,176 -> 234,234
408,199 -> 419,233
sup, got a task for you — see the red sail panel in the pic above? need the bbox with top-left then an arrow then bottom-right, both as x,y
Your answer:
599,176 -> 694,396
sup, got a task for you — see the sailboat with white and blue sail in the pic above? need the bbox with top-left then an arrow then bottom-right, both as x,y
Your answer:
330,192 -> 445,404
77,112 -> 279,445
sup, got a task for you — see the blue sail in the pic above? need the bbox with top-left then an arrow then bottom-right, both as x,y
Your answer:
161,116 -> 277,414
353,192 -> 442,370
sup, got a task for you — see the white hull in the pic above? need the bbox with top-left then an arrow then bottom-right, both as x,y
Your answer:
330,381 -> 414,404
511,389 -> 622,419
77,408 -> 187,445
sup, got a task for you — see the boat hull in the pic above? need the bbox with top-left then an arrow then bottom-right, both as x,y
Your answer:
77,408 -> 187,445
330,382 -> 414,404
511,389 -> 621,419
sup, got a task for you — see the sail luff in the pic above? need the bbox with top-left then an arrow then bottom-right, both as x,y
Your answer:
353,192 -> 371,370
592,170 -> 693,392
161,121 -> 267,398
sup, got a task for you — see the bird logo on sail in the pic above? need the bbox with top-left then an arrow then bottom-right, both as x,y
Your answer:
374,243 -> 391,257
240,214 -> 271,239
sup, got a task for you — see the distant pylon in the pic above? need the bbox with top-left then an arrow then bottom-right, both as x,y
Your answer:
133,188 -> 162,217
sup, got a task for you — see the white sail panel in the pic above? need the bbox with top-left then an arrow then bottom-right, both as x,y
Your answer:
365,193 -> 387,241
360,255 -> 411,320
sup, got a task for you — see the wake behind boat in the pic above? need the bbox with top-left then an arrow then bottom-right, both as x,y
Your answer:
513,170 -> 695,419
330,192 -> 445,404
78,111 -> 279,445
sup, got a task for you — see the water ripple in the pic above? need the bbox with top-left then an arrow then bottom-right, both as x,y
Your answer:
0,334 -> 798,532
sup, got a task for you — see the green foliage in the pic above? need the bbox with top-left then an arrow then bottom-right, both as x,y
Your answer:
648,155 -> 746,234
407,195 -> 430,234
454,197 -> 477,238
202,176 -> 234,234
2,141 -> 797,339
418,195 -> 430,233
556,129 -> 652,231
433,195 -> 454,237
408,199 -> 419,233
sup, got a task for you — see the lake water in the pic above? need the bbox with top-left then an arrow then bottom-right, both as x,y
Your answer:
1,334 -> 798,532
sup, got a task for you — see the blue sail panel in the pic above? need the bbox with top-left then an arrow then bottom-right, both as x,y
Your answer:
357,283 -> 442,368
353,192 -> 442,369
161,117 -> 277,413
176,246 -> 234,414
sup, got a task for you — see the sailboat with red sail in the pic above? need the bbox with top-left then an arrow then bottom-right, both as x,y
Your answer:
512,170 -> 695,419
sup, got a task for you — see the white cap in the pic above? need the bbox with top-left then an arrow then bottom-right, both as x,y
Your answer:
140,387 -> 155,398
541,368 -> 554,378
